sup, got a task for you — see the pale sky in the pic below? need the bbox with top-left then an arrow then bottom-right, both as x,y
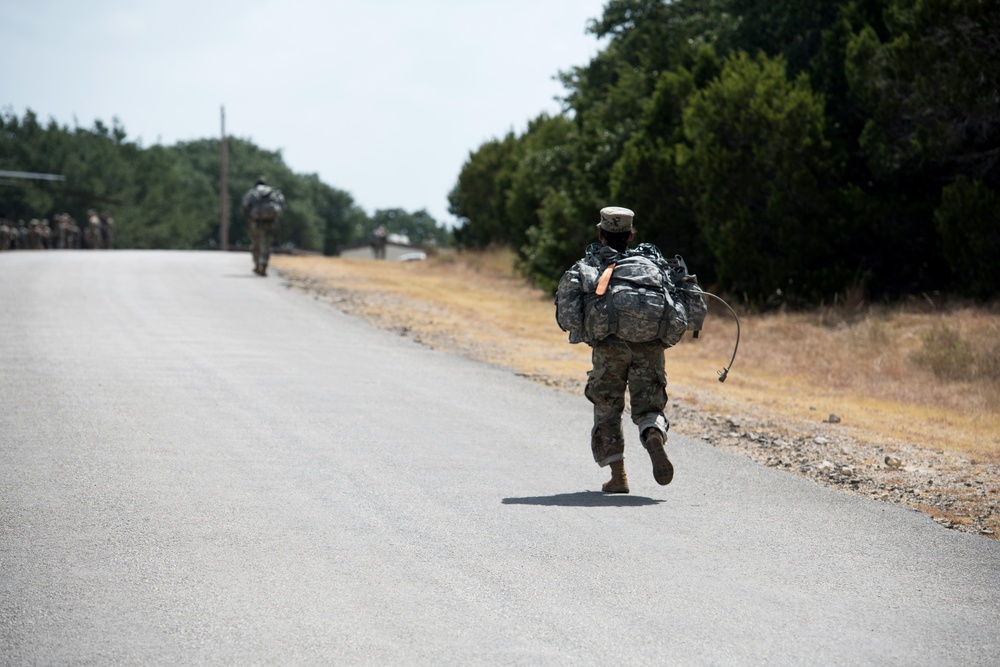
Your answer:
1,0 -> 609,225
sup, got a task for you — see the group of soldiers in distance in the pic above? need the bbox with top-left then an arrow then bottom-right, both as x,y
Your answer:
0,209 -> 114,251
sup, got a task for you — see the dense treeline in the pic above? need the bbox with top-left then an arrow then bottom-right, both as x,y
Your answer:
448,0 -> 999,304
0,109 -> 451,254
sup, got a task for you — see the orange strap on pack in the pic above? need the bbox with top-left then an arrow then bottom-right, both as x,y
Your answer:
595,263 -> 616,296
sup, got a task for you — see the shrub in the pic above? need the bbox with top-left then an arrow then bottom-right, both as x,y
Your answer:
910,324 -> 977,381
934,177 -> 1000,300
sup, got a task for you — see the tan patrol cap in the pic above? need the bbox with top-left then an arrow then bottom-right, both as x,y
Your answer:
597,206 -> 634,233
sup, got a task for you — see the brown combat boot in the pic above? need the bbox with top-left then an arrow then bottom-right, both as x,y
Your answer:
602,460 -> 629,494
643,429 -> 674,485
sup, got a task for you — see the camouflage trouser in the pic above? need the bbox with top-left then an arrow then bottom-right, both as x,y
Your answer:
250,219 -> 275,268
585,337 -> 669,467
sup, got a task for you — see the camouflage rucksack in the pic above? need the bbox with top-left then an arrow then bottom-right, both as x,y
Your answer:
245,185 -> 285,222
556,243 -> 706,347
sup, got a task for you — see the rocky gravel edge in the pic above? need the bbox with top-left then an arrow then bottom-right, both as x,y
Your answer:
280,269 -> 999,540
669,397 -> 999,539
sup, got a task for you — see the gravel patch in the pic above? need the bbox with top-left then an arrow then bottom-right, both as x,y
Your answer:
667,397 -> 999,539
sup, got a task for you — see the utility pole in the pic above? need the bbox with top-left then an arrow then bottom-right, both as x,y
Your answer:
220,105 -> 229,251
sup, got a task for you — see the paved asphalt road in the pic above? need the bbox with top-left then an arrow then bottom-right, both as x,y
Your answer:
1,251 -> 998,666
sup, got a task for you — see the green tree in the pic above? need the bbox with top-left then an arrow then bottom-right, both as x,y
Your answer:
0,111 -> 137,224
518,0 -> 742,290
610,48 -> 721,280
846,0 -> 1000,187
729,0 -> 846,74
934,177 -> 1000,299
448,132 -> 521,249
678,51 -> 845,303
0,111 -> 56,217
504,114 -> 575,252
116,144 -> 216,249
520,188 -> 604,293
838,0 -> 999,295
288,173 -> 367,256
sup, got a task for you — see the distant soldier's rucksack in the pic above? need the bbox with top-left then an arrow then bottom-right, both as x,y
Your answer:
246,185 -> 285,222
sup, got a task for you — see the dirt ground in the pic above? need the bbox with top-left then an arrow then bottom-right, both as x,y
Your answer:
272,255 -> 999,540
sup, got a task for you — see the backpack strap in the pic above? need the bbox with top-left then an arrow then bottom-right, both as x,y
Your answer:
654,288 -> 674,341
595,263 -> 616,295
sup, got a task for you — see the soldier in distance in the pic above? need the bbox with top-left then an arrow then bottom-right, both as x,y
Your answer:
241,176 -> 285,276
372,225 -> 388,259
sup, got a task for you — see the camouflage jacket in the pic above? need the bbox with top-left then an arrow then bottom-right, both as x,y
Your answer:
555,242 -> 707,347
241,185 -> 285,222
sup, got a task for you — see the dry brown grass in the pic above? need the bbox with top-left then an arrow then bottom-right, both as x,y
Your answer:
271,250 -> 1000,463
679,303 -> 1000,461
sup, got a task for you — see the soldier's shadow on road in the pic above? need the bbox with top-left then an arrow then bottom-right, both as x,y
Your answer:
502,491 -> 664,507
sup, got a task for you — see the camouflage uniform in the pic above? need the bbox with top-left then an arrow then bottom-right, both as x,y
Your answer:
67,217 -> 81,249
585,337 -> 668,466
99,212 -> 115,249
558,242 -> 676,466
39,219 -> 52,249
241,179 -> 284,276
249,218 -> 275,273
84,210 -> 103,249
372,225 -> 387,259
26,220 -> 43,250
556,206 -> 706,479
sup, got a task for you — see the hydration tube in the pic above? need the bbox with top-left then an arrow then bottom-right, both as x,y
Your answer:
688,289 -> 741,382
